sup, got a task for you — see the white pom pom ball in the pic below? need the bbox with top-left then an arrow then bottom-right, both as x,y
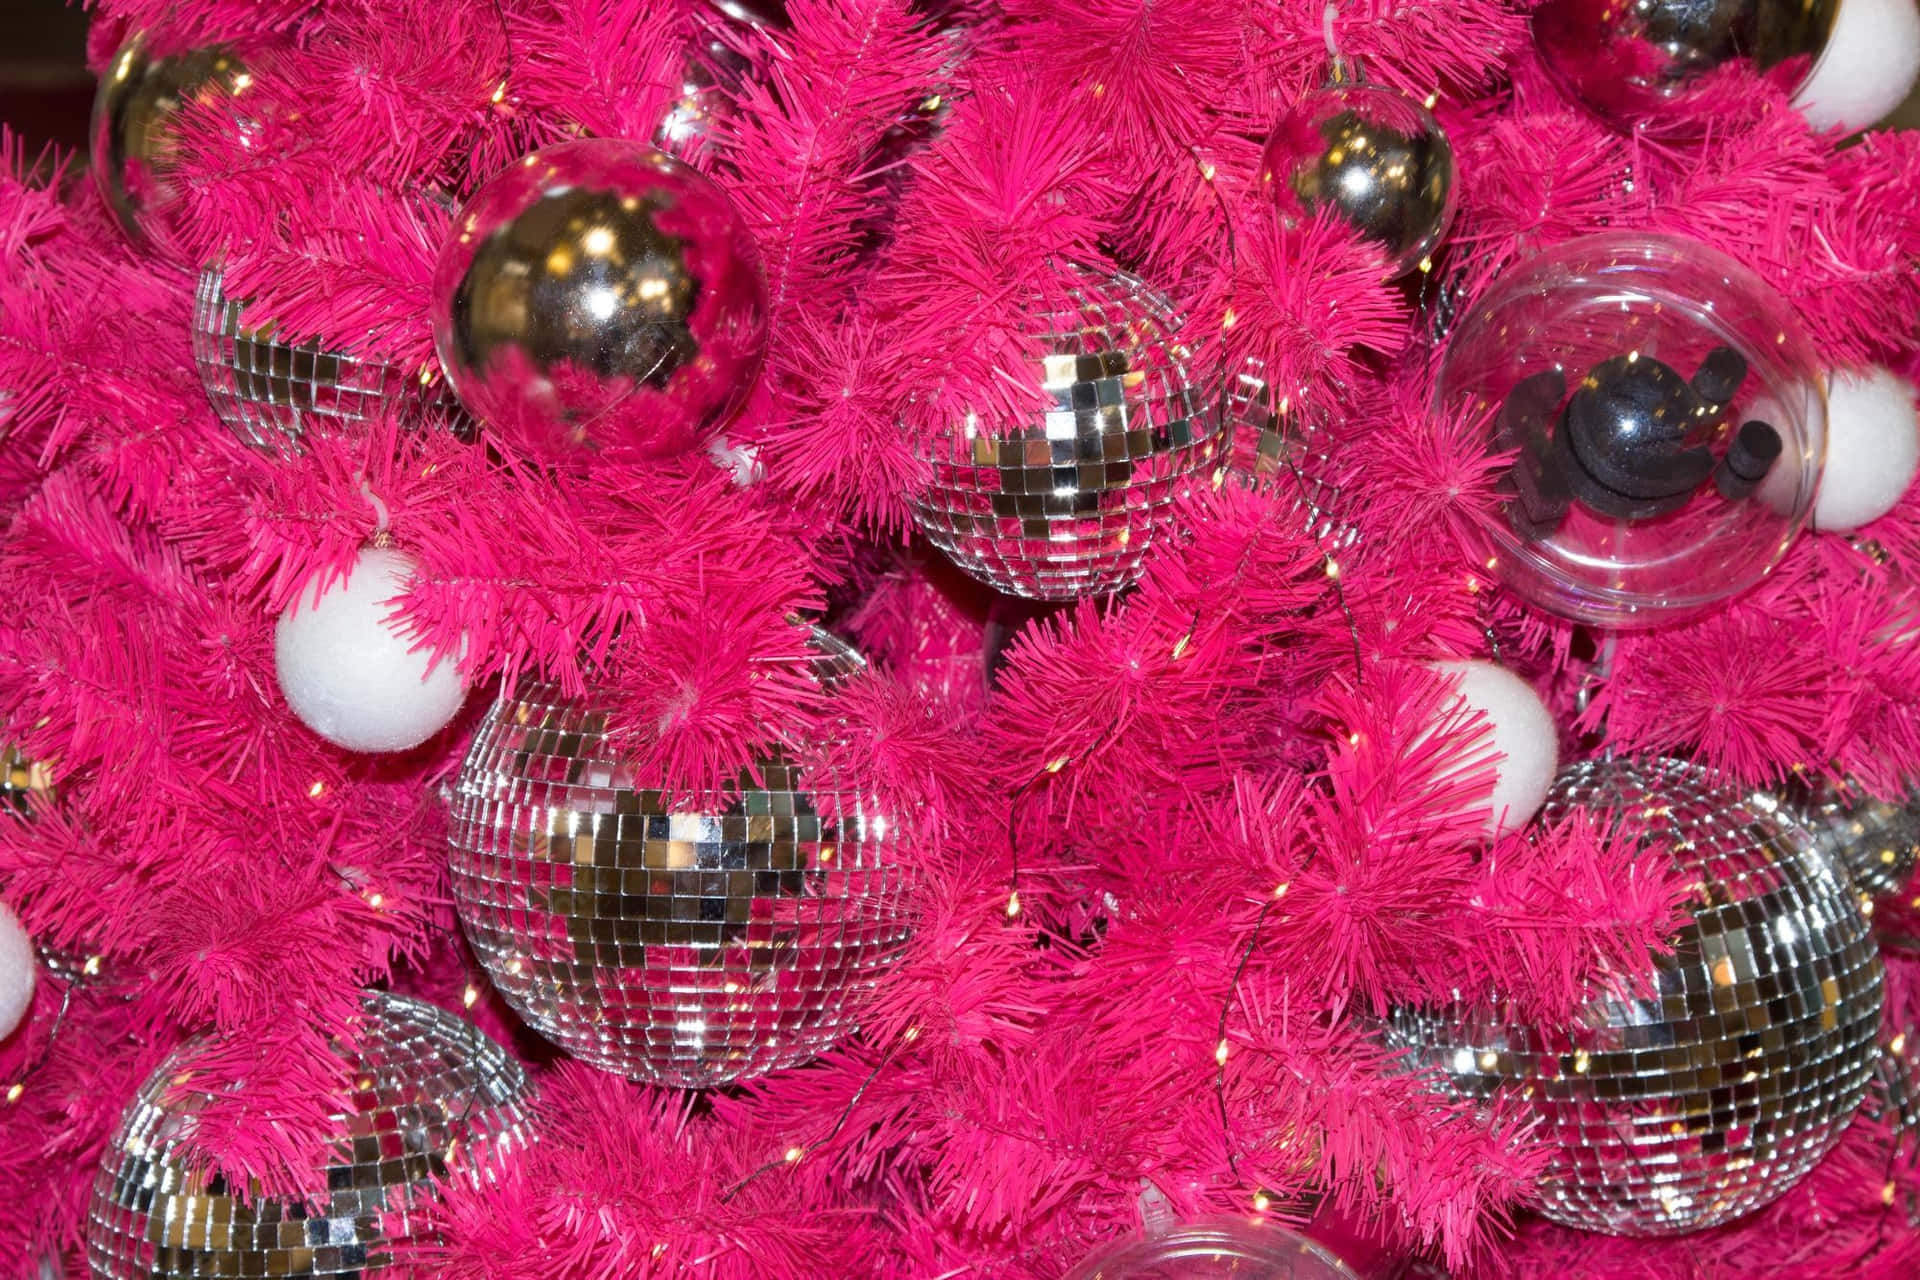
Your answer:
1813,367 -> 1920,533
275,546 -> 468,753
1794,0 -> 1920,133
1431,660 -> 1559,838
0,900 -> 35,1040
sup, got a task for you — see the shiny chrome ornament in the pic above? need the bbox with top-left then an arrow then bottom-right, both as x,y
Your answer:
85,992 -> 532,1279
1785,775 -> 1920,900
431,139 -> 768,462
907,268 -> 1217,602
1389,756 -> 1884,1236
90,35 -> 250,251
1260,83 -> 1456,277
1533,0 -> 1842,125
192,269 -> 451,453
447,632 -> 913,1088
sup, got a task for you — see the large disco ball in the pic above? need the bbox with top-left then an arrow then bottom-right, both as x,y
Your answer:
1389,756 -> 1884,1236
447,632 -> 913,1088
431,138 -> 768,462
1784,775 -> 1920,901
907,268 -> 1218,601
193,269 -> 451,453
1062,1219 -> 1359,1280
86,991 -> 531,1278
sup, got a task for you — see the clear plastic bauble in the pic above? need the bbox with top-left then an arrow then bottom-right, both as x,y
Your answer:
1532,0 -> 1840,126
193,270 -> 453,454
1062,1219 -> 1359,1280
1260,82 -> 1457,277
447,633 -> 913,1088
431,139 -> 768,462
1389,757 -> 1884,1236
1436,232 -> 1824,626
85,992 -> 532,1279
907,268 -> 1218,602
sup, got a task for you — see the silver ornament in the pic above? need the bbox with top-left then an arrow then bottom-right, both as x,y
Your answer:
1783,776 -> 1920,901
90,35 -> 250,251
907,268 -> 1218,602
1389,756 -> 1884,1236
1222,357 -> 1354,549
85,991 -> 532,1279
447,632 -> 913,1088
1533,0 -> 1841,125
192,270 -> 450,454
1260,83 -> 1456,277
431,139 -> 768,462
1062,1219 -> 1359,1280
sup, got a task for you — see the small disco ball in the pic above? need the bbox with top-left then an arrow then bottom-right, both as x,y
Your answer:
1388,756 -> 1885,1236
1437,232 -> 1824,626
447,632 -> 913,1088
192,269 -> 450,453
85,991 -> 532,1279
1259,82 -> 1456,277
1533,0 -> 1839,126
1221,357 -> 1353,549
1782,776 -> 1920,901
907,268 -> 1217,602
431,138 -> 768,462
1062,1219 -> 1359,1280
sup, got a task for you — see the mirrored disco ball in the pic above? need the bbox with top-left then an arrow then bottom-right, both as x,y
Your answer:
907,268 -> 1218,601
1062,1219 -> 1359,1280
1221,357 -> 1354,549
193,269 -> 449,453
86,991 -> 532,1279
1784,776 -> 1920,901
447,633 -> 913,1088
1388,756 -> 1884,1236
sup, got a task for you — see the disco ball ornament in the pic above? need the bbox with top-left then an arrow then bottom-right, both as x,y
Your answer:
1436,231 -> 1824,626
907,268 -> 1218,601
1786,776 -> 1920,900
193,270 -> 451,453
1388,756 -> 1885,1236
1221,357 -> 1353,548
1061,1219 -> 1360,1280
1260,82 -> 1456,277
91,34 -> 251,251
1532,0 -> 1840,126
447,632 -> 913,1088
431,138 -> 768,462
85,991 -> 532,1279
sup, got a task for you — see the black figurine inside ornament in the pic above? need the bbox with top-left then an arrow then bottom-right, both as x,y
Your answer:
1501,346 -> 1784,539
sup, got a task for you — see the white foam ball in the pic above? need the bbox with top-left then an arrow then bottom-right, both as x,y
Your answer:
0,900 -> 35,1041
275,546 -> 468,753
1794,0 -> 1920,133
1431,660 -> 1559,838
1813,367 -> 1920,533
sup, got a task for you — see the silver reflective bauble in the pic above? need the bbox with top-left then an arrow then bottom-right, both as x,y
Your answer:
1260,83 -> 1456,277
192,270 -> 451,454
1533,0 -> 1841,125
907,269 -> 1218,602
1389,756 -> 1884,1236
90,35 -> 251,251
1784,776 -> 1920,901
431,139 -> 768,462
447,633 -> 912,1088
1221,357 -> 1354,549
85,992 -> 532,1279
1062,1219 -> 1359,1280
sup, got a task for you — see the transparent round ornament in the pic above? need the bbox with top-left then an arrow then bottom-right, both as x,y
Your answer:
1260,82 -> 1457,277
1436,232 -> 1824,626
193,269 -> 453,454
1784,775 -> 1920,900
907,268 -> 1218,602
1388,756 -> 1884,1236
1062,1219 -> 1359,1280
1532,0 -> 1840,126
431,139 -> 768,462
447,632 -> 913,1088
85,991 -> 532,1279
